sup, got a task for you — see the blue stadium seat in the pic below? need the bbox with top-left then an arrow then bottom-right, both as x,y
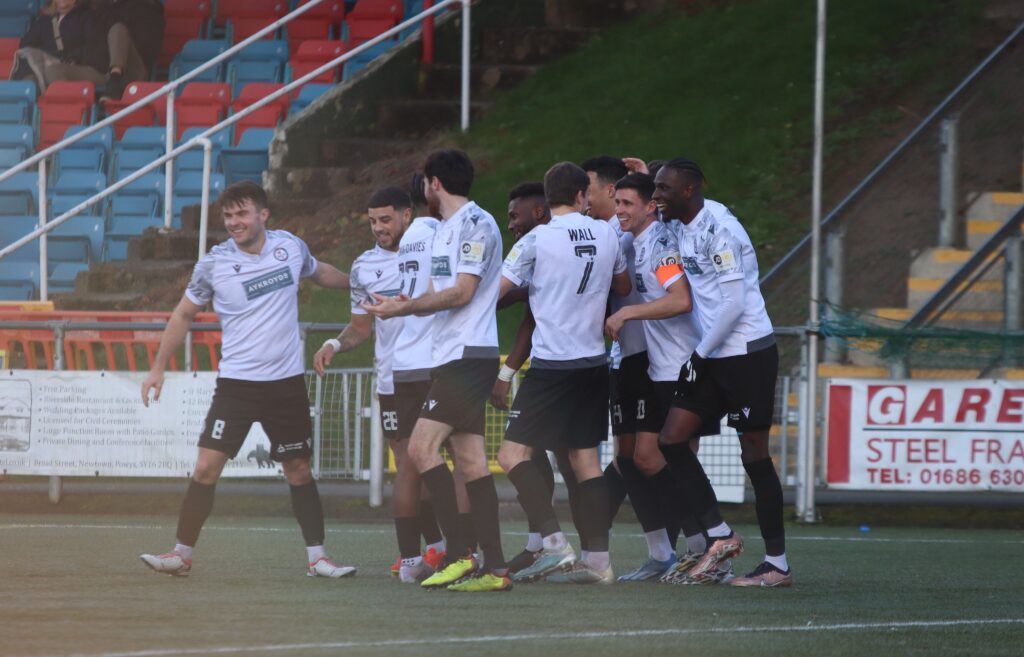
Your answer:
0,13 -> 30,40
113,127 -> 167,178
222,127 -> 273,184
104,215 -> 164,261
0,80 -> 37,125
176,126 -> 230,176
0,171 -> 38,215
289,83 -> 332,114
342,40 -> 395,81
48,261 -> 88,294
169,39 -> 231,82
0,214 -> 41,299
172,172 -> 225,229
105,174 -> 166,261
227,39 -> 289,96
0,123 -> 33,168
49,172 -> 108,264
53,125 -> 115,182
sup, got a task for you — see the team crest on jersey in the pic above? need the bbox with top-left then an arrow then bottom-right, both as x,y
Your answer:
243,266 -> 294,300
273,247 -> 288,261
431,256 -> 452,277
682,256 -> 704,275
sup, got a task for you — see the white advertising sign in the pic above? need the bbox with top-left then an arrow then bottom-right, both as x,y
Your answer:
0,370 -> 283,477
826,379 -> 1024,492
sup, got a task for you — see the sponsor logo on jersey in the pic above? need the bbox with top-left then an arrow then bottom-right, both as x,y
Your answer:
504,245 -> 523,266
460,240 -> 485,264
431,256 -> 451,277
375,269 -> 383,278
711,249 -> 736,272
682,256 -> 704,275
243,266 -> 294,300
273,247 -> 288,261
232,264 -> 241,273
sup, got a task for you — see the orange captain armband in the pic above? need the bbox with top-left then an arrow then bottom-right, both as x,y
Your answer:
655,261 -> 684,288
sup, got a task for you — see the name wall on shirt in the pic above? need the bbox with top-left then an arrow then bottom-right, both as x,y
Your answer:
0,370 -> 279,477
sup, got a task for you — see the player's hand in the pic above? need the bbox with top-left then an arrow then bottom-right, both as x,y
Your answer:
605,311 -> 626,341
361,292 -> 411,319
682,351 -> 707,384
313,344 -> 336,378
622,157 -> 649,174
490,378 -> 512,410
141,370 -> 164,407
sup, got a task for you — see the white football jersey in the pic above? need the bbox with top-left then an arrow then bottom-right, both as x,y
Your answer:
430,201 -> 502,366
349,245 -> 403,394
632,220 -> 702,381
503,211 -> 627,367
393,216 -> 440,381
671,199 -> 774,358
609,220 -> 648,368
186,229 -> 315,381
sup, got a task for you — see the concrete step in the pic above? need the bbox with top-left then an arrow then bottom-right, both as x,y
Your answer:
53,291 -> 147,311
76,260 -> 195,294
480,26 -> 595,65
318,138 -> 422,169
127,230 -> 226,262
418,63 -> 539,98
909,247 -> 1004,280
965,192 -> 1024,250
906,277 -> 1003,311
263,167 -> 355,200
375,99 -> 490,139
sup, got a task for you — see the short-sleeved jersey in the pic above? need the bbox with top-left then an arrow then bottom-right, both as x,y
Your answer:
430,201 -> 502,366
393,216 -> 440,381
503,211 -> 627,367
349,245 -> 402,394
670,199 -> 774,358
186,229 -> 315,381
609,220 -> 648,369
632,220 -> 702,381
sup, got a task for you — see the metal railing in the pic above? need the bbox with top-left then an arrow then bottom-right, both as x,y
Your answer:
0,0 -> 473,301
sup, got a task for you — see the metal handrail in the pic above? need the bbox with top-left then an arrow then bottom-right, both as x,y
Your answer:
905,204 -> 1024,328
0,0 -> 471,301
760,21 -> 1024,288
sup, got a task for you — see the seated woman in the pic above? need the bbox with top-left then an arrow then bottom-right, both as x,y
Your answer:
11,0 -> 96,92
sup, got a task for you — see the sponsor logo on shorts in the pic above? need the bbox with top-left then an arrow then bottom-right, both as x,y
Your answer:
742,407 -> 751,418
427,399 -> 438,411
276,441 -> 308,454
243,266 -> 294,300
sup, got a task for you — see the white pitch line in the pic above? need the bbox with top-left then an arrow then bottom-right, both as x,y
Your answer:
21,618 -> 1024,657
2,523 -> 1023,545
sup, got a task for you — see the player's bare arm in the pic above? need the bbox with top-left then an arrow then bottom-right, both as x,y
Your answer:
364,273 -> 480,319
497,285 -> 528,309
309,262 -> 350,289
610,269 -> 632,297
313,313 -> 372,377
141,295 -> 203,407
605,277 -> 692,341
490,302 -> 535,410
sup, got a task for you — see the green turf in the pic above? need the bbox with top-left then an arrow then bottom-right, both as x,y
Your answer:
3,516 -> 1022,657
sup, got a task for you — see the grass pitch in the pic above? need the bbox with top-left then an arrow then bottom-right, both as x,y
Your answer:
2,516 -> 1022,657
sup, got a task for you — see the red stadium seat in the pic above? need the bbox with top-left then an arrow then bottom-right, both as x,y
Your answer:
178,82 -> 231,116
101,81 -> 168,138
160,0 -> 212,68
345,18 -> 396,46
0,38 -> 18,80
215,0 -> 287,28
347,0 -> 402,22
286,17 -> 335,56
297,0 -> 345,22
231,83 -> 287,145
289,39 -> 346,84
176,105 -> 222,140
37,82 -> 95,149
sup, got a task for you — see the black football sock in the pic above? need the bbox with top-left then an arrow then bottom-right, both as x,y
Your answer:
508,460 -> 561,537
557,453 -> 588,551
175,479 -> 216,547
744,457 -> 786,556
465,475 -> 506,572
577,476 -> 611,553
617,457 -> 664,533
418,500 -> 443,546
395,516 -> 421,559
604,459 -> 628,526
458,513 -> 477,553
660,440 -> 724,529
289,481 -> 325,547
420,464 -> 467,558
533,449 -> 556,499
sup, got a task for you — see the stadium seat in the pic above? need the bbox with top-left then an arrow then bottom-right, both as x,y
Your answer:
296,0 -> 345,23
0,12 -> 29,39
0,37 -> 19,78
217,0 -> 287,37
47,261 -> 88,295
285,17 -> 335,56
104,214 -> 164,261
172,172 -> 225,228
37,81 -> 95,149
160,0 -> 213,69
101,81 -> 168,138
0,80 -> 36,125
169,39 -> 231,83
289,39 -> 347,84
105,174 -> 166,261
289,83 -> 332,114
176,104 -> 222,140
178,82 -> 232,117
0,171 -> 38,215
227,39 -> 289,95
342,39 -> 394,81
345,18 -> 397,47
0,215 -> 40,301
52,125 -> 114,182
230,83 -> 287,144
176,126 -> 230,175
0,123 -> 33,168
222,127 -> 273,184
48,173 -> 107,266
347,0 -> 402,22
113,127 -> 167,178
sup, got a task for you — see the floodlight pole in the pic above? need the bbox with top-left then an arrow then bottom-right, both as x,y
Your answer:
801,0 -> 827,523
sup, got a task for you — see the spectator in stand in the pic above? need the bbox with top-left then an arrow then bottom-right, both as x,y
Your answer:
10,0 -> 94,91
85,0 -> 164,100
